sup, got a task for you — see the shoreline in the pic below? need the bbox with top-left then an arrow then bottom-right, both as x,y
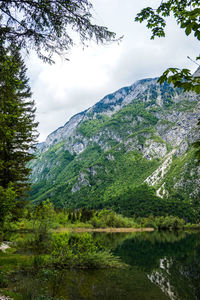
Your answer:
55,227 -> 155,233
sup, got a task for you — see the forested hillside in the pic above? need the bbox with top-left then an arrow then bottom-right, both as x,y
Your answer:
29,78 -> 200,221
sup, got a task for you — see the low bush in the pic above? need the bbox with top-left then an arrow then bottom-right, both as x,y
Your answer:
140,215 -> 186,230
50,232 -> 125,268
90,209 -> 138,228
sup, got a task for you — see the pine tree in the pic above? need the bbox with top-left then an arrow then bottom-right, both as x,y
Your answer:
0,41 -> 38,223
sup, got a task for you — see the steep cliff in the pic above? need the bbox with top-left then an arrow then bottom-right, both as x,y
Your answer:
29,77 -> 200,220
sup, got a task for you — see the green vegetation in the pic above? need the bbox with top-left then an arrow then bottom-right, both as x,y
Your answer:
0,205 -> 129,299
3,204 -> 139,231
77,102 -> 158,139
0,185 -> 16,228
0,233 -> 124,299
0,0 -> 116,257
139,215 -> 186,230
135,0 -> 200,158
194,119 -> 200,162
157,148 -> 200,218
0,199 -> 199,299
2,230 -> 200,300
2,200 -> 197,232
77,115 -> 110,137
103,184 -> 197,222
30,136 -> 161,210
90,210 -> 138,228
29,90 -> 199,222
0,42 -> 38,228
50,232 -> 125,268
135,0 -> 200,93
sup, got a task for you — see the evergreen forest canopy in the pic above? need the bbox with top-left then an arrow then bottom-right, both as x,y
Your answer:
0,42 -> 38,226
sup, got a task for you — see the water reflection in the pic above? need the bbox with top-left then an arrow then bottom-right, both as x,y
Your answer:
113,231 -> 200,300
3,231 -> 200,300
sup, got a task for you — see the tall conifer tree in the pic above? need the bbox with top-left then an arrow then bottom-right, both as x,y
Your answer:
0,41 -> 38,223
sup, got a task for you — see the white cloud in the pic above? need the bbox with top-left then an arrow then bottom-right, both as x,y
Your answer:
26,0 -> 199,142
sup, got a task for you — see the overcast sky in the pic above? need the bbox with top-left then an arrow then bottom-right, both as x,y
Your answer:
26,0 -> 199,142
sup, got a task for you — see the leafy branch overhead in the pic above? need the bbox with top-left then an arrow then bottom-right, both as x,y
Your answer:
0,0 -> 117,63
135,0 -> 200,92
158,67 -> 200,94
135,0 -> 200,41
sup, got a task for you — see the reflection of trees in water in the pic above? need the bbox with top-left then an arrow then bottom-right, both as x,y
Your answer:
15,268 -> 169,300
91,230 -> 187,251
113,231 -> 200,300
8,232 -> 200,300
92,232 -> 136,250
113,232 -> 200,271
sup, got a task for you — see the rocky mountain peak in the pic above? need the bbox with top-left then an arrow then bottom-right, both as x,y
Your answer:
30,76 -> 200,215
37,77 -> 182,153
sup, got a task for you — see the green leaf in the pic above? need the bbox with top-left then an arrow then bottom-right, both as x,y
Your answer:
185,25 -> 192,35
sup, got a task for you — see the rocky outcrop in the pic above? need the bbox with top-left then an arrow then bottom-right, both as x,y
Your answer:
36,77 -> 182,154
145,150 -> 176,186
71,172 -> 90,193
0,242 -> 11,252
30,76 -> 200,206
0,295 -> 13,300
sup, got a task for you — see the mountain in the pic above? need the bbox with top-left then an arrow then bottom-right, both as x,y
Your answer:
29,77 -> 200,221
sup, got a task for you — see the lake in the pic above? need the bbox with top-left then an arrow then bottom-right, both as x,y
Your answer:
1,230 -> 200,299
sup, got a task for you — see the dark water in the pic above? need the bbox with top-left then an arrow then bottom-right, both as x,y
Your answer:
3,231 -> 200,300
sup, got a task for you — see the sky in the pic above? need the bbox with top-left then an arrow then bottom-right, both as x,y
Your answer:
26,0 -> 199,142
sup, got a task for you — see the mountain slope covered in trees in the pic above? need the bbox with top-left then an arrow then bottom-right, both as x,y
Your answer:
29,78 -> 200,221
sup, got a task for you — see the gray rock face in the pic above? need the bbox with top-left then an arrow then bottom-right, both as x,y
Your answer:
106,154 -> 115,161
39,111 -> 87,153
175,141 -> 188,157
36,78 -> 161,153
87,167 -> 97,176
156,108 -> 200,148
72,137 -> 88,154
36,77 -> 199,157
30,76 -> 200,204
145,150 -> 176,186
0,295 -> 13,300
142,140 -> 167,160
71,172 -> 90,193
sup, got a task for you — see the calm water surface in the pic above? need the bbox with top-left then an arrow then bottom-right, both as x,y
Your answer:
3,231 -> 200,300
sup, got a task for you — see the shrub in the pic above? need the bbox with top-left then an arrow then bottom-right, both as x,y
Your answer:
90,209 -> 137,228
31,200 -> 56,243
140,215 -> 186,230
50,232 -> 125,268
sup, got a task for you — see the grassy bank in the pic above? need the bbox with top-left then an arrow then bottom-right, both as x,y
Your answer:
3,201 -> 194,233
55,227 -> 154,233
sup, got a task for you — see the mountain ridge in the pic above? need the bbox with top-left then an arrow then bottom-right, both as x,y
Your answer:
29,76 -> 200,221
38,77 -> 160,152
